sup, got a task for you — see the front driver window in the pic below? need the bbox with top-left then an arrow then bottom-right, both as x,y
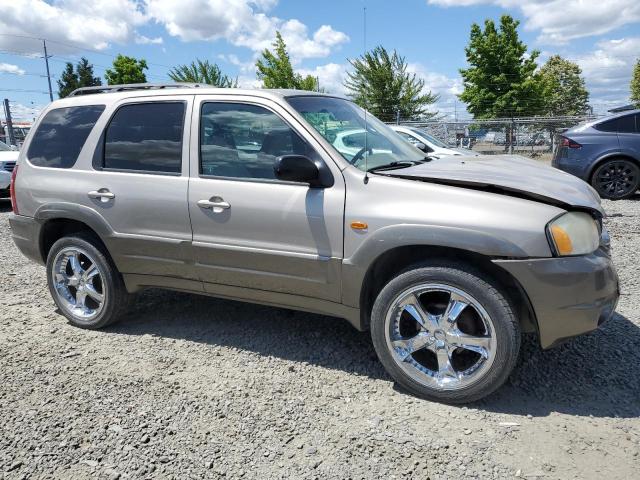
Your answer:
199,102 -> 312,180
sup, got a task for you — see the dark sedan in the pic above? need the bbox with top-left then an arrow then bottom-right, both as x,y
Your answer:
553,110 -> 640,199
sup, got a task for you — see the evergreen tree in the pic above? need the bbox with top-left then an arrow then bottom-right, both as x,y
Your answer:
57,62 -> 78,98
344,46 -> 438,121
56,57 -> 101,98
76,58 -> 102,89
256,32 -> 319,91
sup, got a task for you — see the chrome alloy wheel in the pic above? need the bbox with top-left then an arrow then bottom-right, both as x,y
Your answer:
51,247 -> 106,322
384,284 -> 497,391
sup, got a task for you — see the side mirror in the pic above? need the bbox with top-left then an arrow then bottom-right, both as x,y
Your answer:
274,155 -> 322,187
414,142 -> 428,152
9,144 -> 18,151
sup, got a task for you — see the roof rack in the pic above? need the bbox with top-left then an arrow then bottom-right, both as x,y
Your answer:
68,83 -> 206,97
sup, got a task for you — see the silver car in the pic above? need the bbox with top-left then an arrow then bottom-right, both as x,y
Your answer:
9,85 -> 619,403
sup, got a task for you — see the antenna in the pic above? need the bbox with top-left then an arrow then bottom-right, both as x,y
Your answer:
363,5 -> 369,184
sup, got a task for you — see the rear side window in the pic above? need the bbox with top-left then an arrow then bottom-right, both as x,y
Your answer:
594,118 -> 617,132
103,102 -> 185,174
28,105 -> 105,168
617,114 -> 636,133
594,114 -> 638,133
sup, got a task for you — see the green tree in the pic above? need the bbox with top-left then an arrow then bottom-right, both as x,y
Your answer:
631,59 -> 640,106
56,57 -> 102,98
76,57 -> 102,89
105,54 -> 148,85
344,46 -> 438,121
539,55 -> 590,116
57,62 -> 78,98
256,32 -> 320,91
459,15 -> 544,118
168,59 -> 237,86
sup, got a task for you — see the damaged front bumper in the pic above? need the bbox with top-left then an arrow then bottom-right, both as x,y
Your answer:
493,247 -> 619,349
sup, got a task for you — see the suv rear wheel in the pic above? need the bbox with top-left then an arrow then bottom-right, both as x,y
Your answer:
46,233 -> 130,329
370,262 -> 520,404
591,159 -> 639,200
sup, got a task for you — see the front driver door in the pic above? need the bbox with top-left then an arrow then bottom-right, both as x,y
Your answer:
188,95 -> 345,302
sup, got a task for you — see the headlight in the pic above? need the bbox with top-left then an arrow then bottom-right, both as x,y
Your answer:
547,212 -> 600,256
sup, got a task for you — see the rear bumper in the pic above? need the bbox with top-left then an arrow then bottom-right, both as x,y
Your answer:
552,155 -> 590,181
8,213 -> 44,265
494,249 -> 619,349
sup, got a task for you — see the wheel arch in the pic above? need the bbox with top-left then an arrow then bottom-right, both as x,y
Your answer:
355,244 -> 538,335
587,153 -> 640,183
36,203 -> 116,264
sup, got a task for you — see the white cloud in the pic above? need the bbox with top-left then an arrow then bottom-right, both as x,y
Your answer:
0,1 -> 348,63
571,37 -> 640,112
0,0 -> 146,54
298,63 -> 348,95
428,0 -> 640,44
7,102 -> 45,122
134,34 -> 164,45
0,63 -> 25,75
146,0 -> 349,61
407,63 -> 465,117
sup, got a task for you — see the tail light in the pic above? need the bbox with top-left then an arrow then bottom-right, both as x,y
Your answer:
560,136 -> 581,149
10,165 -> 18,214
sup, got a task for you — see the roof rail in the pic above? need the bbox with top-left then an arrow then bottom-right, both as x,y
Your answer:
68,83 -> 206,97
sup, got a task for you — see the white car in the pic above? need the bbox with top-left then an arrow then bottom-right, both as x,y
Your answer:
391,125 -> 480,157
0,141 -> 18,198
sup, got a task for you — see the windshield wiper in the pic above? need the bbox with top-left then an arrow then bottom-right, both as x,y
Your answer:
367,158 -> 431,173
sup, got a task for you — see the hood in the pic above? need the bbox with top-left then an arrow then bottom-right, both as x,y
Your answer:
378,154 -> 603,214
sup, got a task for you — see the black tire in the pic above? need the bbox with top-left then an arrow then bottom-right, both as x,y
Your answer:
46,232 -> 131,329
370,261 -> 520,404
591,159 -> 640,200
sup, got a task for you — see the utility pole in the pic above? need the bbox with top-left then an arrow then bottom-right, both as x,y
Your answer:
43,39 -> 53,102
3,99 -> 16,146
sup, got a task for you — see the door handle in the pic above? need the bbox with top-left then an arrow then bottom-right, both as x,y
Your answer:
197,198 -> 231,211
88,189 -> 115,201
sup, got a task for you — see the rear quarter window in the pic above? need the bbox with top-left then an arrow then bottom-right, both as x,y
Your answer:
27,105 -> 105,168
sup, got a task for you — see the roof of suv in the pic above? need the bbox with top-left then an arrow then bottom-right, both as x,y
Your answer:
65,83 -> 337,100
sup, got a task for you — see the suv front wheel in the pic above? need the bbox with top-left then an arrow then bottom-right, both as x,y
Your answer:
370,262 -> 520,404
46,233 -> 130,329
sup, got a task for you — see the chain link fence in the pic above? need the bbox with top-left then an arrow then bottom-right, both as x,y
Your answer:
393,115 -> 599,160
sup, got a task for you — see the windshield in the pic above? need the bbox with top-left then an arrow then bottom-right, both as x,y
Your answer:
287,96 -> 425,170
409,128 -> 449,148
0,141 -> 11,151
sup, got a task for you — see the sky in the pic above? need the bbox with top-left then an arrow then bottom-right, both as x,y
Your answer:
0,0 -> 639,121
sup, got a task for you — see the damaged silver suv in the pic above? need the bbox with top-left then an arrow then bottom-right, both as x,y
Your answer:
9,84 -> 619,403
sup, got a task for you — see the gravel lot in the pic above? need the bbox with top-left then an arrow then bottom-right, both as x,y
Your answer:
1,197 -> 638,479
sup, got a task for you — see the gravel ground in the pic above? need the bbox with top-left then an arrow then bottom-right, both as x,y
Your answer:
1,197 -> 639,480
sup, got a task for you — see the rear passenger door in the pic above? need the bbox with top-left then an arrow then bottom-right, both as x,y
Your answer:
188,95 -> 345,302
78,96 -> 195,279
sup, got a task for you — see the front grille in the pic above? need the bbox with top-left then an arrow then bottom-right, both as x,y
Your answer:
3,161 -> 16,172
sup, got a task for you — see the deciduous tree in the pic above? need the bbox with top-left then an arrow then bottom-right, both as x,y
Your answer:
539,55 -> 590,116
105,54 -> 148,85
168,59 -> 237,87
631,59 -> 640,106
459,15 -> 544,118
